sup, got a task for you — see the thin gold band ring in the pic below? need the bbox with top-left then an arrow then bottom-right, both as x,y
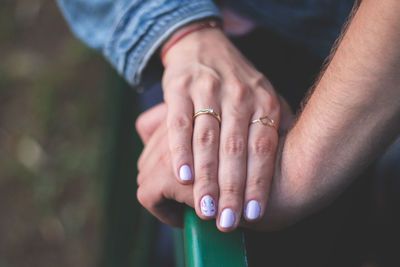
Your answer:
193,108 -> 221,123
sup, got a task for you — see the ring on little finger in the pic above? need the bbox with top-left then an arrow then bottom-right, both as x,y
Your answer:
250,115 -> 277,130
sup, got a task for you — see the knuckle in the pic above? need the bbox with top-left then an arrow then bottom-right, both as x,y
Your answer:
250,136 -> 276,155
158,177 -> 169,192
255,88 -> 279,110
229,80 -> 249,105
136,186 -> 151,208
163,74 -> 192,93
137,172 -> 144,185
257,91 -> 274,107
251,76 -> 280,111
266,97 -> 280,113
221,183 -> 242,197
222,135 -> 245,156
195,128 -> 218,147
159,152 -> 171,165
197,160 -> 217,174
196,73 -> 221,97
137,183 -> 164,211
253,73 -> 270,88
246,176 -> 269,190
194,176 -> 217,194
171,144 -> 190,156
195,164 -> 217,185
135,114 -> 146,134
137,156 -> 144,171
196,175 -> 214,185
168,115 -> 192,132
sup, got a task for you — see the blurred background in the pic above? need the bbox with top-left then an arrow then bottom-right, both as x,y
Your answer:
0,1 -> 148,266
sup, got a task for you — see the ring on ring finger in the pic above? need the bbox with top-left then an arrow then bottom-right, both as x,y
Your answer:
193,108 -> 221,124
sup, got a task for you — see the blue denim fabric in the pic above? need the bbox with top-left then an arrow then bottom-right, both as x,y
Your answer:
57,0 -> 221,88
57,0 -> 353,89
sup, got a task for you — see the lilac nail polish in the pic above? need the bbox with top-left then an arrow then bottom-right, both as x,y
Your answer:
245,200 -> 261,220
219,208 -> 235,228
200,195 -> 216,217
179,165 -> 192,181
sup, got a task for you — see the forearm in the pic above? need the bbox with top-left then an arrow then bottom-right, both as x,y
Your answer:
263,0 -> 400,229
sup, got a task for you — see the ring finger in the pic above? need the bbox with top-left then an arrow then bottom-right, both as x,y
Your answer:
244,109 -> 279,222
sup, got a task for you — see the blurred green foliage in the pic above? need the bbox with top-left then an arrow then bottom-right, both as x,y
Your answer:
0,0 -> 115,266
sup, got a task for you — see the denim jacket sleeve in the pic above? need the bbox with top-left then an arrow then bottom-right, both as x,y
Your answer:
56,0 -> 221,88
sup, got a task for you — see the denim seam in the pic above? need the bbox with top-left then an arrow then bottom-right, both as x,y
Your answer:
104,0 -> 140,54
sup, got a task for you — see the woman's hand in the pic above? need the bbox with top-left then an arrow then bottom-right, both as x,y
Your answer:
136,97 -> 295,230
161,22 -> 281,231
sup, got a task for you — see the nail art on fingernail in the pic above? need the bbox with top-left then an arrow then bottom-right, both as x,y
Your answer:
219,208 -> 235,228
245,200 -> 261,220
200,195 -> 216,217
179,165 -> 192,181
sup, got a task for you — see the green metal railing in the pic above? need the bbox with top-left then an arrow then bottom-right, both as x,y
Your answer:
182,208 -> 247,267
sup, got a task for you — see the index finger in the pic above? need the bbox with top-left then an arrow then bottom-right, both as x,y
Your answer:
165,89 -> 195,184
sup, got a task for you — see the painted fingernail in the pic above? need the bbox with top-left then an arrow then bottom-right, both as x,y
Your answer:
179,165 -> 192,181
245,200 -> 261,220
219,208 -> 235,228
200,195 -> 216,217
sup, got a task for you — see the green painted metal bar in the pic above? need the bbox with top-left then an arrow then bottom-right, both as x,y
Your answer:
184,208 -> 248,267
100,70 -> 158,267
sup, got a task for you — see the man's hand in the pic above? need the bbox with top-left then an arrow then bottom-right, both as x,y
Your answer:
136,117 -> 194,228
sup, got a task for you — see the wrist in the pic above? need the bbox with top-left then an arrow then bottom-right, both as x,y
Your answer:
160,19 -> 221,66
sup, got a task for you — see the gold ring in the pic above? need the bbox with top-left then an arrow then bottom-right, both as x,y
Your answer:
193,108 -> 221,123
251,115 -> 277,130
